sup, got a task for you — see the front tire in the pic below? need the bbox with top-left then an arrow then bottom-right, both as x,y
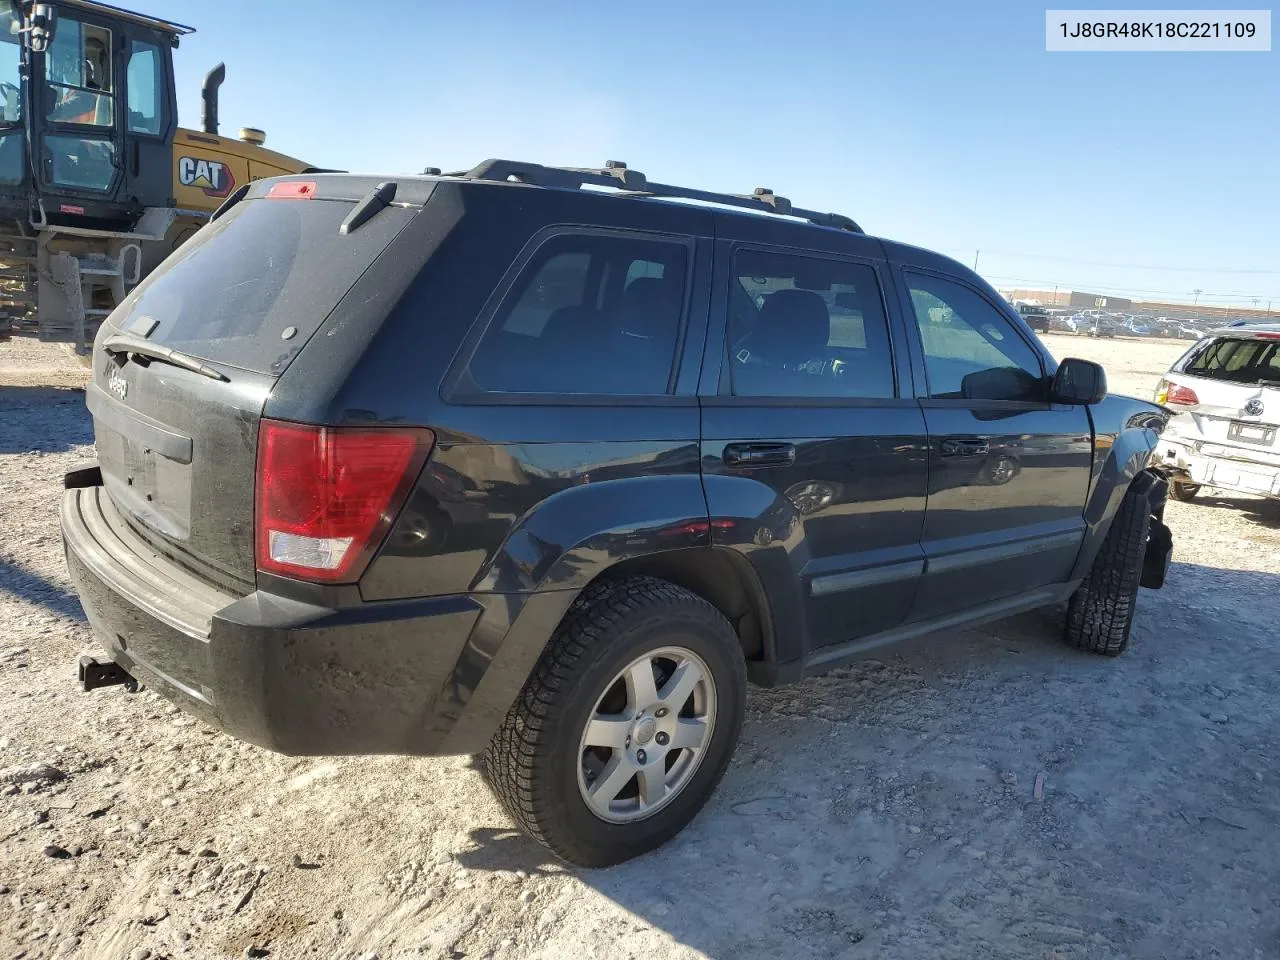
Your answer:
1063,484 -> 1153,656
483,576 -> 746,867
1169,480 -> 1200,502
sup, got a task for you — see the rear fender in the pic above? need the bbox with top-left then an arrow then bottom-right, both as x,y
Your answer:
471,474 -> 712,593
434,475 -> 714,752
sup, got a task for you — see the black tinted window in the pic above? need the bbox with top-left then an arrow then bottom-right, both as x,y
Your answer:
109,197 -> 414,375
906,273 -> 1045,401
729,251 -> 894,399
469,233 -> 687,395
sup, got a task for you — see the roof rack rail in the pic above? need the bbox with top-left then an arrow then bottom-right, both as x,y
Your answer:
452,159 -> 863,234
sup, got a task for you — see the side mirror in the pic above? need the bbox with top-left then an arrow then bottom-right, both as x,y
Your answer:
1051,357 -> 1107,405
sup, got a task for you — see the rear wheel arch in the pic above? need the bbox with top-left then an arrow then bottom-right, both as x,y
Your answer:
596,547 -> 775,666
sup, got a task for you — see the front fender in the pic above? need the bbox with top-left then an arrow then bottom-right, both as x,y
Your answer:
1071,394 -> 1168,579
471,474 -> 711,593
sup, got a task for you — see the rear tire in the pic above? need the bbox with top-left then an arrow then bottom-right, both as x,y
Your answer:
1064,484 -> 1153,656
1169,480 -> 1200,502
483,576 -> 746,867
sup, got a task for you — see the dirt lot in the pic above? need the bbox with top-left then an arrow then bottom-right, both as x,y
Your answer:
2,334 -> 1279,960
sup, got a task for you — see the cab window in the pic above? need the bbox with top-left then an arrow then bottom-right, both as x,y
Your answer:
126,40 -> 162,135
0,1 -> 21,125
46,17 -> 114,127
0,1 -> 21,185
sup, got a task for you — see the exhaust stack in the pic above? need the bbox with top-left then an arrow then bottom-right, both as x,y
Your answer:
201,62 -> 225,135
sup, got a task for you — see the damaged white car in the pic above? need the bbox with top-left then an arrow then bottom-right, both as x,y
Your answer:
1151,324 -> 1280,501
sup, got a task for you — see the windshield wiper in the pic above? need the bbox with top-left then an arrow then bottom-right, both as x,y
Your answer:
101,334 -> 229,382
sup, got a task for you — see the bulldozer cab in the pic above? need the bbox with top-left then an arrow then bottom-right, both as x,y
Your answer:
0,0 -> 186,229
0,0 -> 310,351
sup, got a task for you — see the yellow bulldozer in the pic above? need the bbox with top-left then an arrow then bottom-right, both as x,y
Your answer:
0,0 -> 314,353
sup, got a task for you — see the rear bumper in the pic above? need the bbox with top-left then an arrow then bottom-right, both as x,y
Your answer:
61,483 -> 574,756
1152,435 -> 1280,498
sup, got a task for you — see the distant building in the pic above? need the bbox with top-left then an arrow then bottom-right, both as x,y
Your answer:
998,288 -> 1273,322
1002,288 -> 1130,310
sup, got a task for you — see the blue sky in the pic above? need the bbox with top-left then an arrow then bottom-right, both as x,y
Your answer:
147,0 -> 1277,309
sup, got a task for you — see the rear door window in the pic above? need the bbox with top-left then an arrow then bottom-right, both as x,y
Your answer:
467,232 -> 689,395
109,197 -> 415,375
728,249 -> 896,399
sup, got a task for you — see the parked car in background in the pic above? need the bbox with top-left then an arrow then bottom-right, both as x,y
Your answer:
1016,302 -> 1051,332
1152,324 -> 1280,501
1074,315 -> 1122,338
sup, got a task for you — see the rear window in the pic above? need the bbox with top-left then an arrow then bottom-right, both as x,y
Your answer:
109,197 -> 414,375
1183,337 -> 1280,385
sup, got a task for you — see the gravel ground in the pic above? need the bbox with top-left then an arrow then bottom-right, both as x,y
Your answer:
2,334 -> 1279,960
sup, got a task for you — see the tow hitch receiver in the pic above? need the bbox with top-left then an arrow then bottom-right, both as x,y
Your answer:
78,657 -> 138,693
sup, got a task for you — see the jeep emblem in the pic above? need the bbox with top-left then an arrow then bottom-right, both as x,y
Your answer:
1245,397 -> 1264,417
107,368 -> 127,400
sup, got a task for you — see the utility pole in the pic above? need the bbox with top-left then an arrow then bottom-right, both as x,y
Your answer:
1192,288 -> 1203,305
973,250 -> 979,271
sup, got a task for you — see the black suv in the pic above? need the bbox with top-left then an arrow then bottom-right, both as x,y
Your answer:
1016,302 -> 1051,333
61,160 -> 1174,866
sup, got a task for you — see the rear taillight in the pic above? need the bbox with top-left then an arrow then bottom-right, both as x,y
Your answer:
1156,380 -> 1199,407
254,419 -> 433,583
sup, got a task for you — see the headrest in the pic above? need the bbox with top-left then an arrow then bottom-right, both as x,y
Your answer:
617,277 -> 681,340
541,305 -> 603,348
754,289 -> 830,363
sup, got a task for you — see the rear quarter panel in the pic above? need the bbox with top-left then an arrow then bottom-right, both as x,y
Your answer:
278,182 -> 720,601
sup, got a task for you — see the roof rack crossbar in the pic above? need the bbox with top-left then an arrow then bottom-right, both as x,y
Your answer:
458,159 -> 863,233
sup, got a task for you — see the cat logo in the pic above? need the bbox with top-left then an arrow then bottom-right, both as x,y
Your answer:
178,156 -> 236,198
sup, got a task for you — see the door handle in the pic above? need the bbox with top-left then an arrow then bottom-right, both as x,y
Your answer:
940,438 -> 990,457
723,442 -> 796,468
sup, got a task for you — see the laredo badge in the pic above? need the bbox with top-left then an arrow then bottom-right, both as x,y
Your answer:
178,156 -> 236,198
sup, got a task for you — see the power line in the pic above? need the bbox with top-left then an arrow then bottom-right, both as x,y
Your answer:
982,273 -> 1280,303
951,249 -> 1280,275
